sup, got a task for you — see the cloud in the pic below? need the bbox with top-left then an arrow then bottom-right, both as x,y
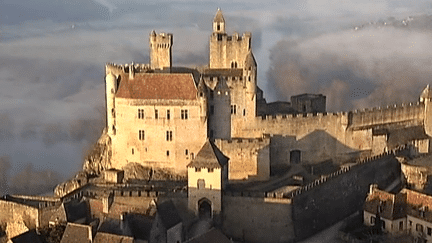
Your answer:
266,18 -> 432,111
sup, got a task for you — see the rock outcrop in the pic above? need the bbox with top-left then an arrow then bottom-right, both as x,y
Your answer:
83,129 -> 112,175
54,172 -> 88,197
122,163 -> 186,181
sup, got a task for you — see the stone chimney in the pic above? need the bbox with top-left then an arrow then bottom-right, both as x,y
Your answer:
370,184 -> 378,195
129,63 -> 135,79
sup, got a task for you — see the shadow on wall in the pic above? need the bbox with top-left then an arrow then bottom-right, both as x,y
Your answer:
270,130 -> 369,174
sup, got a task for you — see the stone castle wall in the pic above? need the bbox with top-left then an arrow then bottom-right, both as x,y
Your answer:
222,195 -> 294,243
112,97 -> 207,173
214,137 -> 270,181
349,102 -> 424,129
221,149 -> 402,242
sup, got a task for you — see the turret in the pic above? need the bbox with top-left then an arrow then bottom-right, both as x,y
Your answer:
243,51 -> 257,117
421,85 -> 432,136
197,78 -> 208,121
106,72 -> 117,136
209,77 -> 231,139
213,8 -> 226,34
149,31 -> 173,70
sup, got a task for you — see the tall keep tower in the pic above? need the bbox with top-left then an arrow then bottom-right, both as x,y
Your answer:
209,9 -> 252,69
149,31 -> 173,70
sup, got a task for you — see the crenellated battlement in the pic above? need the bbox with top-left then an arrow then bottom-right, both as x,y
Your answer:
349,101 -> 424,129
222,145 -> 407,202
105,62 -> 151,75
215,137 -> 270,145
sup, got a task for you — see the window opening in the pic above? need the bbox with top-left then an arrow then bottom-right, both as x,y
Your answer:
139,130 -> 145,140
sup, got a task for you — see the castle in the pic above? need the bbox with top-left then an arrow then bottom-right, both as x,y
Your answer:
104,9 -> 432,181
2,9 -> 432,243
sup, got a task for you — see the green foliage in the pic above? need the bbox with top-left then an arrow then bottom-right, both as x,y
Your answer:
38,224 -> 66,243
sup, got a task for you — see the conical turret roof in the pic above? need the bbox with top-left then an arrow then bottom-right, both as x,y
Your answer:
214,77 -> 230,92
213,8 -> 225,23
244,51 -> 256,68
420,85 -> 432,101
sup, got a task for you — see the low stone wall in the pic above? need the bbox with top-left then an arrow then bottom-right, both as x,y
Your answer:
222,195 -> 294,243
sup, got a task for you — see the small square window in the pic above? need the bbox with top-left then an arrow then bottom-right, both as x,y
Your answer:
195,168 -> 201,172
208,168 -> 214,173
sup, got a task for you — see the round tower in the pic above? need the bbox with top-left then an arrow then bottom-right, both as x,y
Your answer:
197,78 -> 208,123
421,85 -> 432,136
243,51 -> 257,118
209,77 -> 231,139
106,72 -> 117,136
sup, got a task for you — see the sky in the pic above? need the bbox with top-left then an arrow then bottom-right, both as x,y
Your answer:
0,0 -> 431,194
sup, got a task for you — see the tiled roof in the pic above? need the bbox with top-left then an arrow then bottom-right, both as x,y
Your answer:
64,200 -> 90,223
60,223 -> 92,243
185,228 -> 231,243
125,213 -> 153,241
9,229 -> 43,243
387,126 -> 430,149
116,73 -> 197,100
364,187 -> 432,223
93,232 -> 134,243
157,200 -> 182,229
187,140 -> 229,169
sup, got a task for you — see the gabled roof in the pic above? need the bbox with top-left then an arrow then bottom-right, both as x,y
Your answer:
185,228 -> 231,243
9,229 -> 43,243
187,140 -> 229,169
60,223 -> 92,243
157,200 -> 182,229
363,189 -> 405,220
387,126 -> 430,149
93,232 -> 134,243
116,73 -> 197,100
64,200 -> 90,223
124,213 -> 153,241
98,217 -> 132,236
213,8 -> 225,23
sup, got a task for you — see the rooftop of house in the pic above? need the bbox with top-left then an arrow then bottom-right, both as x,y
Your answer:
124,213 -> 153,241
401,152 -> 432,168
185,228 -> 231,243
93,232 -> 134,243
116,73 -> 198,100
60,222 -> 92,243
157,200 -> 182,229
364,186 -> 432,223
187,140 -> 229,169
9,229 -> 43,243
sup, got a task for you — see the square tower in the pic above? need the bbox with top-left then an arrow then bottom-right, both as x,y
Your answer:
149,31 -> 173,70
